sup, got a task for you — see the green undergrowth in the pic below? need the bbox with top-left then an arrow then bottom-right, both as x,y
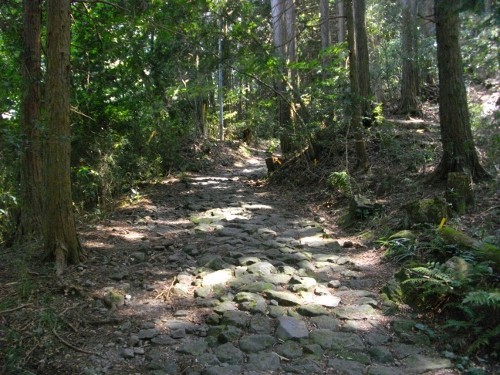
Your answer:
379,225 -> 499,361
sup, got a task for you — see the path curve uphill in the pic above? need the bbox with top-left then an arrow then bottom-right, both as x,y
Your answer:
73,148 -> 457,375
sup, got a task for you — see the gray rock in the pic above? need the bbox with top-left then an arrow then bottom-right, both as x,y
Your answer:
247,262 -> 277,276
238,256 -> 261,265
392,343 -> 423,359
282,358 -> 322,374
267,305 -> 287,318
310,315 -> 340,330
310,330 -> 364,351
297,304 -> 330,317
213,301 -> 238,313
327,358 -> 366,375
303,343 -> 324,359
221,310 -> 250,328
121,348 -> 134,359
172,283 -> 190,297
365,333 -> 391,346
194,286 -> 212,298
137,328 -> 159,340
276,316 -> 309,340
204,365 -> 243,375
249,314 -> 273,334
234,292 -> 267,313
369,346 -> 394,363
214,325 -> 243,343
213,343 -> 245,365
404,354 -> 452,373
202,269 -> 234,286
176,339 -> 208,356
245,352 -> 280,371
239,334 -> 275,353
275,341 -> 303,359
366,364 -> 407,375
239,281 -> 275,293
130,251 -> 146,263
151,334 -> 176,346
334,304 -> 378,320
110,270 -> 128,281
265,290 -> 302,306
170,328 -> 186,339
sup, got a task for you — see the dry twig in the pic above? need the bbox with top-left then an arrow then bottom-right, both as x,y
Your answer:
154,277 -> 176,301
0,303 -> 33,315
52,328 -> 100,356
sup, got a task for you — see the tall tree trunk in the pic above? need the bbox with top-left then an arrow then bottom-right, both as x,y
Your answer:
19,0 -> 44,239
320,0 -> 331,70
271,0 -> 294,156
398,0 -> 421,115
45,0 -> 82,274
433,0 -> 489,182
346,0 -> 368,171
353,0 -> 371,116
337,0 -> 346,43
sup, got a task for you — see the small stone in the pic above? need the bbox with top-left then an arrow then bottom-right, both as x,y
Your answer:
310,315 -> 340,330
121,348 -> 135,359
202,269 -> 234,286
130,251 -> 146,263
110,270 -> 129,281
247,261 -> 277,275
328,279 -> 342,288
133,347 -> 145,355
151,334 -> 176,346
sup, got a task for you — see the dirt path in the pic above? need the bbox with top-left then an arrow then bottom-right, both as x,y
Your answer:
31,151 -> 459,374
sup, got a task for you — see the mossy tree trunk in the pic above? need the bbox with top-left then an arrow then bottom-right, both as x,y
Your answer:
19,0 -> 44,239
45,0 -> 82,275
433,0 -> 489,182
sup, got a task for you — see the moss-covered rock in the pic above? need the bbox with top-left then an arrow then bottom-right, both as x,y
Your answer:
403,198 -> 449,227
438,226 -> 500,266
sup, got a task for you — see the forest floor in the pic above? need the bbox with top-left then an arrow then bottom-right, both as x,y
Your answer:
0,82 -> 498,375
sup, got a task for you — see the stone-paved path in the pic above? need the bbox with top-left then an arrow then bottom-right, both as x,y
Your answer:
81,154 -> 456,375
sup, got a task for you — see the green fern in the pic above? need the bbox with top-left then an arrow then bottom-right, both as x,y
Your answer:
463,290 -> 500,308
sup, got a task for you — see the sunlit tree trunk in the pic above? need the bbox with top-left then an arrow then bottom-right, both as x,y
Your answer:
353,0 -> 371,116
398,0 -> 421,115
433,0 -> 489,182
19,0 -> 44,239
346,0 -> 368,171
45,0 -> 83,274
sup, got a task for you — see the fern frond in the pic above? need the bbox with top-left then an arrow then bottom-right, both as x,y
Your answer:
463,290 -> 500,308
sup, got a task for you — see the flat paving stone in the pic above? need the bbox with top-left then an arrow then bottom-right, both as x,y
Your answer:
276,316 -> 309,340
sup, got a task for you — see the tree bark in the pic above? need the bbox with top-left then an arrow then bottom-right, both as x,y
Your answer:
346,0 -> 369,171
337,0 -> 346,43
320,0 -> 331,70
353,0 -> 371,116
271,0 -> 295,156
433,0 -> 489,182
19,0 -> 44,239
398,0 -> 421,115
45,0 -> 83,274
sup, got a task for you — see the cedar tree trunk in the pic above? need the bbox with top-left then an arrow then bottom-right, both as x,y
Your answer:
19,0 -> 44,239
45,0 -> 83,274
433,0 -> 489,182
